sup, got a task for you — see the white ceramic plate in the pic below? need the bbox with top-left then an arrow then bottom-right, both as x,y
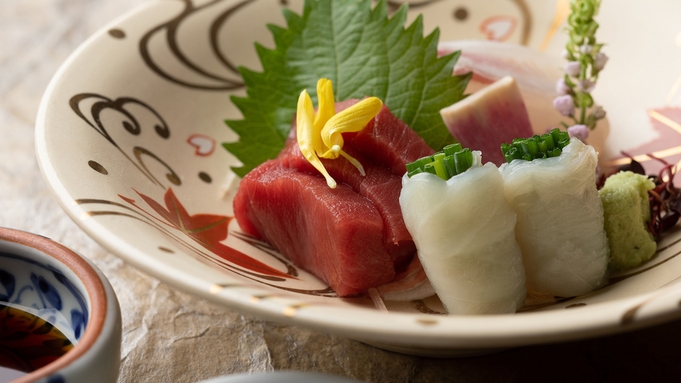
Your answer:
36,0 -> 681,357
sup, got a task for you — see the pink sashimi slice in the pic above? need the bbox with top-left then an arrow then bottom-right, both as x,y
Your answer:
376,256 -> 435,302
278,139 -> 416,269
438,39 -> 561,136
440,76 -> 533,165
438,40 -> 610,157
439,40 -> 563,97
233,160 -> 396,297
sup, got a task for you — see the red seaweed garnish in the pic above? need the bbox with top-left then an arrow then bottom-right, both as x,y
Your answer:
645,154 -> 681,238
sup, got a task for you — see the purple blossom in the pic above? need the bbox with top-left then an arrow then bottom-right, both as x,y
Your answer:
594,52 -> 609,71
553,95 -> 575,116
564,61 -> 581,77
568,124 -> 589,142
577,79 -> 595,93
592,105 -> 606,119
556,78 -> 571,95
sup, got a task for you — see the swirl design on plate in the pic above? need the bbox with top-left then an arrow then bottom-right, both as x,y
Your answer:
139,0 -> 254,91
137,0 -> 534,91
69,93 -> 180,189
68,92 -> 338,297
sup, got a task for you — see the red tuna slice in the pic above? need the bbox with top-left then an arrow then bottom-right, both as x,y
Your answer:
233,160 -> 396,296
440,76 -> 533,166
346,105 -> 435,176
278,139 -> 416,269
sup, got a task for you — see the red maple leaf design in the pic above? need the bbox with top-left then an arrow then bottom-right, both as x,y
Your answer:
120,188 -> 293,280
605,107 -> 681,186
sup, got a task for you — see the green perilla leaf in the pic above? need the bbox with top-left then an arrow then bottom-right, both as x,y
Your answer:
223,0 -> 469,177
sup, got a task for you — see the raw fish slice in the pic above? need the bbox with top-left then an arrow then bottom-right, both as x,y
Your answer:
376,256 -> 435,301
348,105 -> 435,176
290,99 -> 434,176
234,160 -> 395,297
399,152 -> 527,315
499,138 -> 610,297
439,40 -> 562,97
438,40 -> 610,156
440,76 -> 533,166
278,139 -> 415,268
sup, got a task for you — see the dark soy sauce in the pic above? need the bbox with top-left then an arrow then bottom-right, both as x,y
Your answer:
0,302 -> 73,382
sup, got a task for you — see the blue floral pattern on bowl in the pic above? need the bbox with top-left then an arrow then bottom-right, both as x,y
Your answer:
0,251 -> 89,343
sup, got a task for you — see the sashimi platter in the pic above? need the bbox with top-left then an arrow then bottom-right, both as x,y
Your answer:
36,0 -> 681,355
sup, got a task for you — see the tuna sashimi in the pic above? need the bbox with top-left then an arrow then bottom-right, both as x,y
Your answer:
233,160 -> 396,297
278,140 -> 415,268
347,105 -> 436,176
290,99 -> 434,176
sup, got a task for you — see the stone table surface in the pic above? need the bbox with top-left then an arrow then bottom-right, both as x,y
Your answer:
2,1 -> 681,382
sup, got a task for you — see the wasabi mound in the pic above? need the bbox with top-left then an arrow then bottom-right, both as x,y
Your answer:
599,171 -> 657,270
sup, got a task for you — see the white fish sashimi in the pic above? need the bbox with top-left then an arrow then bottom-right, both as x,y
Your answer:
399,153 -> 526,315
499,138 -> 610,297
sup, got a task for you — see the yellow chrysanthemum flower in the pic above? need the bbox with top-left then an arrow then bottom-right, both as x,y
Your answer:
296,78 -> 383,188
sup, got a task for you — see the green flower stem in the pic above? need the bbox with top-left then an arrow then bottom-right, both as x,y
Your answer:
556,0 -> 607,131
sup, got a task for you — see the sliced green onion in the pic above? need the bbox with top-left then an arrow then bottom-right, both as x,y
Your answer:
423,163 -> 436,174
537,137 -> 548,153
500,128 -> 573,163
542,132 -> 555,150
443,143 -> 463,156
454,148 -> 472,174
550,128 -> 562,145
548,147 -> 562,157
443,155 -> 456,176
406,144 -> 475,180
406,156 -> 433,173
432,153 -> 447,179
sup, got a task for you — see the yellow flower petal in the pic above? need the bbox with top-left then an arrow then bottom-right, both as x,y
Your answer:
314,78 -> 335,130
295,79 -> 382,188
320,97 -> 383,157
296,90 -> 337,188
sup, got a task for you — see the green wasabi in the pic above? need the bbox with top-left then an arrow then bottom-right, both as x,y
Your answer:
599,171 -> 656,270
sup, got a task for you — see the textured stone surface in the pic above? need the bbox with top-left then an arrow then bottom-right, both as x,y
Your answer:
2,1 -> 681,382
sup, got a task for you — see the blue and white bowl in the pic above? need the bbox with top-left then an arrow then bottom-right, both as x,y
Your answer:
0,227 -> 121,383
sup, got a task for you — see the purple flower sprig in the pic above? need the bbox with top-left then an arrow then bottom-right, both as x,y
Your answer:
553,0 -> 607,134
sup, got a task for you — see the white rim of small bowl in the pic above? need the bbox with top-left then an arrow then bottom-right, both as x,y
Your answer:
0,227 -> 121,382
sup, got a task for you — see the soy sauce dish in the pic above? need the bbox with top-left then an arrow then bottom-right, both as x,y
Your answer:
0,228 -> 121,383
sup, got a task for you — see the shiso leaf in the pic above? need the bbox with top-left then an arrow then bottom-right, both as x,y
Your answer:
223,0 -> 470,177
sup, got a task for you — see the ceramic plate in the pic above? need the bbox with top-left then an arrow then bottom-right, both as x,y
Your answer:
36,0 -> 681,357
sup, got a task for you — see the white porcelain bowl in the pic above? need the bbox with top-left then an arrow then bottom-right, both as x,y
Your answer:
34,0 -> 681,356
0,227 -> 121,383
